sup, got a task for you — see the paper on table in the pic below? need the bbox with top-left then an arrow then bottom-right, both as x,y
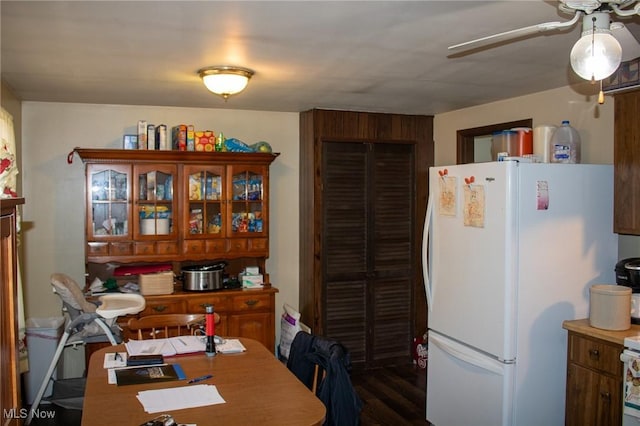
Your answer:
125,335 -> 205,356
103,352 -> 127,368
125,339 -> 175,356
216,338 -> 246,354
171,335 -> 206,354
136,384 -> 225,413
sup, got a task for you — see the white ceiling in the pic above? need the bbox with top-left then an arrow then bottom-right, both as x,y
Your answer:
1,1 -> 639,116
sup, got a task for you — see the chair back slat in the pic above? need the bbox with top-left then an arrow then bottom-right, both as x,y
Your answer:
128,314 -> 206,339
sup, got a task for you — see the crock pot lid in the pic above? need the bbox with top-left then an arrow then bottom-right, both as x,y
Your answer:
183,262 -> 227,272
625,259 -> 640,270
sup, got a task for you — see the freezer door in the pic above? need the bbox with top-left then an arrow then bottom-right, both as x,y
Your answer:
427,331 -> 514,426
428,162 -> 516,359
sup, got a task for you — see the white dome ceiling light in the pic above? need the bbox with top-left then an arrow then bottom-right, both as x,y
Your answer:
198,66 -> 255,101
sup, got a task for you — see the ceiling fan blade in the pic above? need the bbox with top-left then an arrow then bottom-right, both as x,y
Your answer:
448,12 -> 583,54
611,23 -> 640,61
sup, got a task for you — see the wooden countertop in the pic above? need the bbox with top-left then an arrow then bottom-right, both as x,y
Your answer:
563,318 -> 640,345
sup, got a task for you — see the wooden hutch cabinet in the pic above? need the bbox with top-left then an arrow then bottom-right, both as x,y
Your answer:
614,89 -> 640,235
74,149 -> 278,350
1,198 -> 24,424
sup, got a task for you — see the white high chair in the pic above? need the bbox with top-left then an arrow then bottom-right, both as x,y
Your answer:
26,274 -> 145,425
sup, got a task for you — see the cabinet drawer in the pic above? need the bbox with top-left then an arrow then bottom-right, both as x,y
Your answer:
248,238 -> 268,251
141,299 -> 185,315
87,242 -> 108,256
185,294 -> 230,313
568,333 -> 622,376
232,293 -> 272,311
183,240 -> 204,255
205,239 -> 226,253
228,238 -> 248,252
157,241 -> 179,255
134,242 -> 155,255
110,242 -> 133,256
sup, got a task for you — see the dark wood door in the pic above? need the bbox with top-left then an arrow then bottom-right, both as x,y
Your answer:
614,89 -> 640,235
322,142 -> 414,367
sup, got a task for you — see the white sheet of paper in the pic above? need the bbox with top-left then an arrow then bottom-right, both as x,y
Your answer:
103,352 -> 127,369
136,384 -> 225,413
215,339 -> 246,354
125,336 -> 206,356
125,338 -> 177,356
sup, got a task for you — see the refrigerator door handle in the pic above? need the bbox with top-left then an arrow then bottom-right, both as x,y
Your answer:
430,332 -> 505,376
422,192 -> 434,312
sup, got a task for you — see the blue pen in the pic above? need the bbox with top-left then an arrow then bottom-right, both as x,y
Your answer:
187,374 -> 213,384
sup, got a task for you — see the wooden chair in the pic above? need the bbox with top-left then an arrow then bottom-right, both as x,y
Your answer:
311,364 -> 326,394
127,313 -> 219,339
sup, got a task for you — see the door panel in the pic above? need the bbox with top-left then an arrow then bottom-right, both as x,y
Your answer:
428,162 -> 513,359
323,142 -> 415,367
427,331 -> 511,426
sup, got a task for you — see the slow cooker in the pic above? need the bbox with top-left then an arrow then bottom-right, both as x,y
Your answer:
181,262 -> 227,291
615,257 -> 640,324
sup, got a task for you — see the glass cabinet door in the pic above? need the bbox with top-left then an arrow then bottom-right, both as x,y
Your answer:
184,165 -> 225,237
133,165 -> 176,238
228,165 -> 267,236
88,165 -> 130,238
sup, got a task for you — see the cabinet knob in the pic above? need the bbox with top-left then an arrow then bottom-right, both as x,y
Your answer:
245,299 -> 258,307
588,348 -> 600,360
600,391 -> 611,403
153,305 -> 167,312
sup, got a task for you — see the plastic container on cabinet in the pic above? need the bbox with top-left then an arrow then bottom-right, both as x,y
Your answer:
511,127 -> 533,157
533,125 -> 557,163
549,120 -> 581,164
490,130 -> 519,160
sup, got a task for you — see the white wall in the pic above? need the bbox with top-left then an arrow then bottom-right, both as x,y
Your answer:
21,102 -> 299,354
434,83 -> 640,259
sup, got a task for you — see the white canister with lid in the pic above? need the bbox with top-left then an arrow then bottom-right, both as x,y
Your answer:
589,284 -> 631,330
533,125 -> 556,163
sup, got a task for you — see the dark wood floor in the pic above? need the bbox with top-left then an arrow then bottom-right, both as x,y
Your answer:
28,363 -> 427,426
352,363 -> 428,426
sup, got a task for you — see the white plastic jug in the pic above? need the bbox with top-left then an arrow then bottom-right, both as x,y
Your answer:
549,120 -> 581,164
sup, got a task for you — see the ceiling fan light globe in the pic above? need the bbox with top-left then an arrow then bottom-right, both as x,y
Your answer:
570,31 -> 622,80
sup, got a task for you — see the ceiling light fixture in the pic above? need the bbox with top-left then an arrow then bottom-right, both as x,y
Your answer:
197,66 -> 254,100
570,12 -> 622,81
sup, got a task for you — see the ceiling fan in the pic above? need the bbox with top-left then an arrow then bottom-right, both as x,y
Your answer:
449,1 -> 640,82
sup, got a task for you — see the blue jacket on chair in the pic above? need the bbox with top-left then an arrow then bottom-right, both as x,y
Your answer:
286,331 -> 362,426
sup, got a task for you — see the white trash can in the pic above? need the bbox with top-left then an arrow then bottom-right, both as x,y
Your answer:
24,317 -> 65,405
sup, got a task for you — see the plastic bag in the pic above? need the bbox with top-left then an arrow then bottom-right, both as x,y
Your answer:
279,304 -> 306,360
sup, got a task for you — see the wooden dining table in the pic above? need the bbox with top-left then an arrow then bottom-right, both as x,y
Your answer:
82,338 -> 326,426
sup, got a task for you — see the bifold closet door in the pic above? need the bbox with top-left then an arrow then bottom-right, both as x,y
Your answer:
322,142 -> 414,367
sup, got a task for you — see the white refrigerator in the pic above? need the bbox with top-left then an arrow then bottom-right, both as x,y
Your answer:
422,160 -> 618,426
